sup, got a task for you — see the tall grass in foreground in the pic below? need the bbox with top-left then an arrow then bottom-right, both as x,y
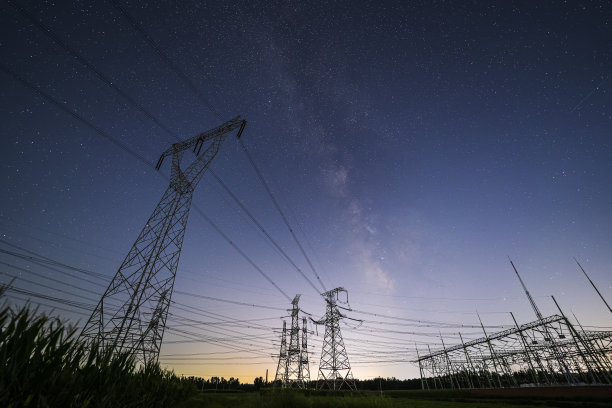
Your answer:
0,299 -> 196,407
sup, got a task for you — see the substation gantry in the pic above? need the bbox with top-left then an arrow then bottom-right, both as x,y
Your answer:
415,261 -> 612,388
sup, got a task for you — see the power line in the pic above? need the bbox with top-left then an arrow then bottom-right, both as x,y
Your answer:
174,290 -> 286,311
0,216 -> 123,256
108,0 -> 223,121
161,348 -> 271,357
8,0 -> 181,141
190,205 -> 292,301
0,240 -> 109,280
239,139 -> 327,293
2,271 -> 280,359
6,3 -> 300,306
1,247 -> 288,362
0,261 -> 104,299
349,308 -> 506,329
109,0 -> 332,303
1,239 -> 287,330
208,168 -> 321,295
4,294 -> 91,317
0,63 -> 153,169
0,62 -> 291,302
2,285 -> 95,311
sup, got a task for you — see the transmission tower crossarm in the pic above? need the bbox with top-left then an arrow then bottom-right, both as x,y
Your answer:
155,117 -> 245,171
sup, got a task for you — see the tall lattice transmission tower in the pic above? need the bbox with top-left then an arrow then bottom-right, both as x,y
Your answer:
80,117 -> 246,366
299,317 -> 311,385
286,295 -> 302,387
315,287 -> 356,390
275,320 -> 288,383
275,295 -> 310,387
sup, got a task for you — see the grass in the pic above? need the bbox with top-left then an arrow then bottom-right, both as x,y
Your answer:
179,390 -> 395,408
178,389 -> 612,408
0,296 -> 196,407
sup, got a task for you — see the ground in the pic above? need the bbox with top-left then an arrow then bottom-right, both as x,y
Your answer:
177,388 -> 612,408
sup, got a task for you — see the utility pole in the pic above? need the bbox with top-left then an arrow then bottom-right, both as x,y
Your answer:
79,117 -> 246,366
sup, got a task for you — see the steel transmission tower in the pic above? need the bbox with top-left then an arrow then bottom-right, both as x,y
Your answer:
80,117 -> 246,365
315,287 -> 356,390
286,295 -> 302,387
275,320 -> 288,383
299,317 -> 311,385
275,295 -> 310,388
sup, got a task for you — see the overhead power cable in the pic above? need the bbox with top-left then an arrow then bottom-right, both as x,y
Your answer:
350,308 -> 506,329
0,63 -> 291,302
108,0 -> 223,121
0,240 -> 109,280
3,236 -> 288,321
5,294 -> 92,317
9,1 -> 302,308
0,271 -> 99,305
0,216 -> 123,256
239,139 -> 327,293
208,169 -> 321,294
3,272 -> 279,356
2,285 -> 95,311
161,348 -> 271,357
0,63 -> 153,168
190,205 -> 291,301
5,6 -> 294,303
108,0 -> 330,301
105,0 -> 310,299
8,0 -> 181,140
174,289 -> 286,311
0,261 -> 103,299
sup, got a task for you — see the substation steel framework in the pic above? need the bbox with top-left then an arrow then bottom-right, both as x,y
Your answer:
275,295 -> 310,387
315,287 -> 357,390
416,312 -> 612,389
80,117 -> 246,366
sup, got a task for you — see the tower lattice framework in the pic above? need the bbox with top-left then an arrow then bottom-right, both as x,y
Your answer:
286,295 -> 302,387
80,117 -> 246,366
275,295 -> 310,388
316,287 -> 356,390
275,320 -> 288,383
299,317 -> 311,385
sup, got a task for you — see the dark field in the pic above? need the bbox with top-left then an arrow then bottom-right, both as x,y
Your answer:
178,388 -> 612,408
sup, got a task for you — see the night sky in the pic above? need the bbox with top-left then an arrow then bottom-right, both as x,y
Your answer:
1,1 -> 611,381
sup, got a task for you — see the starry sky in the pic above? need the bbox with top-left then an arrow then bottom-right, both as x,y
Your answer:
1,1 -> 611,381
